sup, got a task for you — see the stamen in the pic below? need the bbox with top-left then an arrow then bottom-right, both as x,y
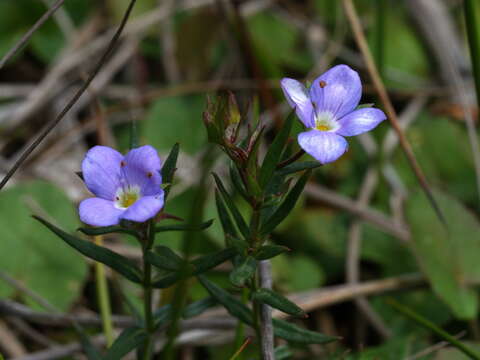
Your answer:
147,172 -> 153,178
319,80 -> 327,88
120,161 -> 126,167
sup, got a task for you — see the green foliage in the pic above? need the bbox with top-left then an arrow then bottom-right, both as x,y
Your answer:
104,327 -> 148,360
143,96 -> 206,154
259,111 -> 295,189
34,216 -> 143,284
252,288 -> 306,317
0,181 -> 87,311
229,256 -> 257,287
406,189 -> 480,319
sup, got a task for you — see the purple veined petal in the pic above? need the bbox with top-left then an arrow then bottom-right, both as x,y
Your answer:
79,197 -> 124,227
309,65 -> 362,119
297,130 -> 348,164
122,145 -> 162,196
337,108 -> 386,137
120,192 -> 165,223
82,146 -> 123,200
281,78 -> 315,128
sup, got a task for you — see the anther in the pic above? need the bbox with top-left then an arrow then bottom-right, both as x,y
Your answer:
147,172 -> 153,178
120,161 -> 126,167
116,196 -> 120,200
319,80 -> 327,88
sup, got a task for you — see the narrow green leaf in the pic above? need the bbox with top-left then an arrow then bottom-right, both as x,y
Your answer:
161,143 -> 180,199
276,161 -> 322,176
255,245 -> 290,260
197,275 -> 253,325
274,345 -> 292,360
34,216 -> 142,284
153,304 -> 173,329
192,247 -> 238,274
260,170 -> 311,236
146,246 -> 184,271
273,319 -> 338,344
212,173 -> 250,239
215,190 -> 239,240
229,162 -> 249,201
155,219 -> 213,233
78,330 -> 103,360
151,248 -> 237,288
183,297 -> 217,318
77,226 -> 137,237
104,327 -> 147,360
230,256 -> 257,287
252,288 -> 306,318
259,110 -> 295,189
387,298 -> 480,360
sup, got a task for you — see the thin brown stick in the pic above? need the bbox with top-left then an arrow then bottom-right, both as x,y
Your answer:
0,0 -> 65,69
341,0 -> 446,226
0,0 -> 138,191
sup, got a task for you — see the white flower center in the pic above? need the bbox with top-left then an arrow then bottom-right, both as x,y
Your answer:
114,185 -> 141,209
314,111 -> 339,132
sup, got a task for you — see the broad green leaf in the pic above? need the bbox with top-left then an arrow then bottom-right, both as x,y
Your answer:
405,189 -> 480,319
212,173 -> 250,239
155,219 -> 213,233
0,181 -> 87,311
252,288 -> 306,318
258,111 -> 295,189
260,170 -> 311,236
104,327 -> 147,360
255,245 -> 290,260
272,318 -> 338,344
34,216 -> 142,284
197,275 -> 253,325
143,96 -> 205,154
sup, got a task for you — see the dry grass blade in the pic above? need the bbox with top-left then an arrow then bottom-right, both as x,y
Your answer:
0,0 -> 138,191
0,0 -> 66,70
341,0 -> 447,227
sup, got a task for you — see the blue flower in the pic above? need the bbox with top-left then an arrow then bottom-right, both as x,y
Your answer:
79,145 -> 164,226
281,64 -> 386,164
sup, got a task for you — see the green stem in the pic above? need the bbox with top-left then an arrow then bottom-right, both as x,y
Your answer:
93,236 -> 114,347
142,222 -> 155,360
387,298 -> 480,360
464,0 -> 480,112
233,288 -> 249,356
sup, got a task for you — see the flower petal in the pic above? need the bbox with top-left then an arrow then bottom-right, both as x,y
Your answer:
297,130 -> 348,164
281,78 -> 314,128
337,108 -> 386,137
309,65 -> 362,119
79,198 -> 124,226
120,192 -> 165,223
82,146 -> 123,200
122,145 -> 162,196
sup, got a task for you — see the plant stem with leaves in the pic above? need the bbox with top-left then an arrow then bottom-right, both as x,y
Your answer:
141,221 -> 156,360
